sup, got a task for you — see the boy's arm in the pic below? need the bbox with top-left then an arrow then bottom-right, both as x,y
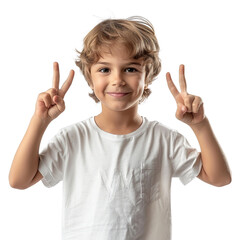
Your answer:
9,116 -> 47,189
190,117 -> 231,186
166,65 -> 231,187
9,62 -> 74,189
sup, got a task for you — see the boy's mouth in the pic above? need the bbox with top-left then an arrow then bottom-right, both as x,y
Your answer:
107,92 -> 130,97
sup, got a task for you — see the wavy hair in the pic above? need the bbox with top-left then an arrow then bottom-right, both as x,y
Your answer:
75,16 -> 161,103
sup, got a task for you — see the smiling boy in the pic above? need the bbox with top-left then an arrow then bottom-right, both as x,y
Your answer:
90,44 -> 145,134
9,17 -> 231,240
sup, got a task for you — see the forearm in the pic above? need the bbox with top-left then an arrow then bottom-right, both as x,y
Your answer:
9,62 -> 74,189
9,115 -> 49,189
190,117 -> 231,186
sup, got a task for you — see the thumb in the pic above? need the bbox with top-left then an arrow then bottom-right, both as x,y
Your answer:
175,103 -> 187,121
48,96 -> 66,120
53,95 -> 65,113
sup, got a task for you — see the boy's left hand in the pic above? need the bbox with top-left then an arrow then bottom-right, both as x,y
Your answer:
166,64 -> 205,126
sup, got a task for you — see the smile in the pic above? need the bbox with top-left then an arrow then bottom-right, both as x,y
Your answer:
107,92 -> 130,97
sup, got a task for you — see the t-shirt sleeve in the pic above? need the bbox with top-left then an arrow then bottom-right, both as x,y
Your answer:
38,130 -> 66,188
170,130 -> 202,185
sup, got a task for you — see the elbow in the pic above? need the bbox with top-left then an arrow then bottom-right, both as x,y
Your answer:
9,175 -> 29,190
9,180 -> 26,190
198,167 -> 232,187
213,174 -> 232,187
9,182 -> 28,190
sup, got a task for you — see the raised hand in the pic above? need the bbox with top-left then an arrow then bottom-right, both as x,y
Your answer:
35,62 -> 74,122
166,64 -> 205,126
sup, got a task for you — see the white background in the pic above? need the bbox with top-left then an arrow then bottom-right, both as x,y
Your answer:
1,0 -> 239,239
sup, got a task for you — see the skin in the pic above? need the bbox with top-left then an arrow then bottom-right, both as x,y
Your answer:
90,44 -> 146,134
166,65 -> 231,186
9,44 -> 231,189
9,62 -> 74,189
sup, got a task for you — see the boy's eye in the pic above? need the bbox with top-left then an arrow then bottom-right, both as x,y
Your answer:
125,68 -> 137,73
98,67 -> 138,73
99,68 -> 110,73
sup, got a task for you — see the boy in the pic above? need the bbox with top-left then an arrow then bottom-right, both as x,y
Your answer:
9,17 -> 231,240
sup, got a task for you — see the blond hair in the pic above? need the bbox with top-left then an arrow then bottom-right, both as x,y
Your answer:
75,16 -> 161,103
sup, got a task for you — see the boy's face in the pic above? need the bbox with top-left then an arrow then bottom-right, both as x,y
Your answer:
90,43 -> 146,113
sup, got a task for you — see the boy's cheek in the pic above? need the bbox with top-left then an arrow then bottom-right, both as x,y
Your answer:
88,79 -> 95,89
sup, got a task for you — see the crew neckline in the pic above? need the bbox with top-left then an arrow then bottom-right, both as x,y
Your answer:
89,116 -> 147,140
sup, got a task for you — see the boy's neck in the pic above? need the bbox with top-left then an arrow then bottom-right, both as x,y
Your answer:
94,106 -> 142,135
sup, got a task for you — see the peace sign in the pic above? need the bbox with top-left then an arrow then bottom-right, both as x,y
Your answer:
166,64 -> 205,126
35,62 -> 75,122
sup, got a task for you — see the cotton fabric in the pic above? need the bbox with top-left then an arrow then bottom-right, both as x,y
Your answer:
39,117 -> 202,240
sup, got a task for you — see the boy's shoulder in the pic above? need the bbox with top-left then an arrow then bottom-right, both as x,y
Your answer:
145,117 -> 177,134
58,117 -> 93,134
51,117 -> 93,142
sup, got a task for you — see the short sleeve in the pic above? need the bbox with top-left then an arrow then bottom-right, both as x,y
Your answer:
170,130 -> 202,185
38,131 -> 66,188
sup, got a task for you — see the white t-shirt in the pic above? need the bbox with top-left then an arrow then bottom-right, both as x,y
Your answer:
39,117 -> 202,240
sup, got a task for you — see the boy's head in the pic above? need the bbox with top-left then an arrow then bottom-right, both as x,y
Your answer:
75,16 -> 161,103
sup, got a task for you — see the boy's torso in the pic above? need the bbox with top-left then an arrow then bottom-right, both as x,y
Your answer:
62,117 -> 172,239
39,116 -> 201,240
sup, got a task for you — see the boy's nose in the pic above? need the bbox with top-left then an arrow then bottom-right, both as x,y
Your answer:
111,72 -> 126,86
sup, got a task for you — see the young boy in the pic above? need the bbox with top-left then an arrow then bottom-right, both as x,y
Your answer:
9,17 -> 231,240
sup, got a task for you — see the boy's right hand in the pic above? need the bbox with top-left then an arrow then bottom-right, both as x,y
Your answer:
34,62 -> 74,123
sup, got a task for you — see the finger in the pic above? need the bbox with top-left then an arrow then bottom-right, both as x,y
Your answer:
192,96 -> 203,113
179,64 -> 187,93
184,94 -> 195,112
39,92 -> 52,108
175,102 -> 187,121
166,72 -> 180,100
53,95 -> 65,113
60,69 -> 75,98
45,88 -> 58,104
48,96 -> 65,119
52,62 -> 60,90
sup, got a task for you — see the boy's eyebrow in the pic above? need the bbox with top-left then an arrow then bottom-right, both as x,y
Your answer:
95,61 -> 143,66
95,62 -> 111,65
